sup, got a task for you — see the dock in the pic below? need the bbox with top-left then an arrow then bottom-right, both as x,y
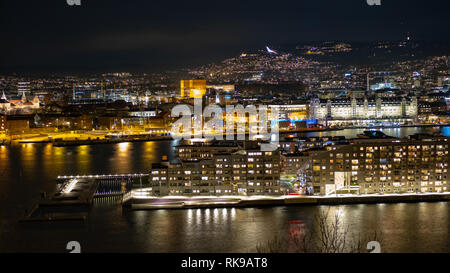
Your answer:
40,178 -> 99,207
20,173 -> 145,222
20,178 -> 98,223
124,192 -> 450,210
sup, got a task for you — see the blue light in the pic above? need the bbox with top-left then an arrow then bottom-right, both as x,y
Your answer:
441,126 -> 450,137
277,118 -> 317,125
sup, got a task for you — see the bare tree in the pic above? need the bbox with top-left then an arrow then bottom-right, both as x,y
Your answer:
256,235 -> 285,253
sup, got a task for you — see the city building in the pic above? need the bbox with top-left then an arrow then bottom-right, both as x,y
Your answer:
268,104 -> 319,130
5,116 -> 30,134
0,91 -> 40,114
180,80 -> 207,98
148,141 -> 281,196
307,136 -> 449,195
17,81 -> 30,96
0,92 -> 10,113
279,136 -> 347,154
0,114 -> 6,132
206,84 -> 235,92
309,96 -> 418,126
281,152 -> 311,177
269,104 -> 309,121
129,109 -> 158,118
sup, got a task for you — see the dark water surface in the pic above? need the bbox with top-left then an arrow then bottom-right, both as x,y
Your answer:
0,127 -> 449,252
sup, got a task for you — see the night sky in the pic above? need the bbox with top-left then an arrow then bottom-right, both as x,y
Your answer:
0,0 -> 449,74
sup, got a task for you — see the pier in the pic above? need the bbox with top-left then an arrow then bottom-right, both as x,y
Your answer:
20,173 -> 148,223
20,177 -> 98,223
20,173 -> 450,221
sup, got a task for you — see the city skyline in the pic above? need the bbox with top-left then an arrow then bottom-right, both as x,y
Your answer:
1,0 -> 449,256
1,0 -> 450,74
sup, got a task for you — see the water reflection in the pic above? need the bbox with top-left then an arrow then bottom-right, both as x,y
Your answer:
76,145 -> 91,174
184,208 -> 239,227
118,142 -> 129,153
301,126 -> 448,138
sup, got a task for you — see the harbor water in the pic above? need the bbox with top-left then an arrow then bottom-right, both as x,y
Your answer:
0,126 -> 449,252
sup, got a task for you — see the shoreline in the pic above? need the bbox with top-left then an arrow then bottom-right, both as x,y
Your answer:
124,192 -> 450,210
329,123 -> 450,131
3,123 -> 449,147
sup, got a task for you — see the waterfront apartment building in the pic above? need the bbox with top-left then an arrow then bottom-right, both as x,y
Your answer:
148,141 -> 281,196
281,152 -> 314,177
308,136 -> 449,195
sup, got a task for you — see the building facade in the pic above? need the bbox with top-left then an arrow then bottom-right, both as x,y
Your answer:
180,80 -> 207,98
309,96 -> 417,122
0,115 -> 6,132
308,137 -> 449,195
0,91 -> 40,114
148,141 -> 281,196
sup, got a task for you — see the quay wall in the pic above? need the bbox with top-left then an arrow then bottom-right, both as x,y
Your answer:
126,193 -> 450,210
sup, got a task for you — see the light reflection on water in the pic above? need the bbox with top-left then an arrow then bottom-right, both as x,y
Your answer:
122,204 -> 448,253
302,126 -> 449,138
0,128 -> 449,252
1,201 -> 449,252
